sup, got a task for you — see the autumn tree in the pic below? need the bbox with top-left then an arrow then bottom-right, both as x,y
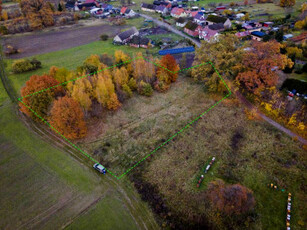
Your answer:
157,54 -> 180,84
192,34 -> 243,92
280,0 -> 295,7
113,66 -> 129,89
93,68 -> 121,110
68,77 -> 93,113
20,0 -> 54,30
207,180 -> 255,215
236,41 -> 294,94
114,50 -> 132,74
81,54 -> 101,74
50,67 -> 73,83
301,3 -> 307,12
286,46 -> 303,60
49,96 -> 87,139
294,16 -> 307,30
132,54 -> 156,83
0,0 -> 2,19
19,74 -> 65,120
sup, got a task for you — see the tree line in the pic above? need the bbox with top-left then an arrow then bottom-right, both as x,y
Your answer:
19,51 -> 180,139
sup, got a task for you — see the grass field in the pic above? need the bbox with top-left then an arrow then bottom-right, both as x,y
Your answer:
0,79 -> 158,229
140,94 -> 307,229
79,74 -> 228,177
5,40 -> 159,97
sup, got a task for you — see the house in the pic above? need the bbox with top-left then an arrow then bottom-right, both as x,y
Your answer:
263,22 -> 274,28
77,0 -> 99,10
129,35 -> 151,48
171,7 -> 188,18
113,27 -> 139,44
235,30 -> 250,38
100,3 -> 113,12
176,17 -> 187,27
189,10 -> 200,18
242,22 -> 262,32
215,6 -> 226,11
156,5 -> 168,14
120,7 -> 136,17
208,23 -> 225,32
251,31 -> 265,41
205,15 -> 232,29
184,21 -> 201,37
193,13 -> 206,25
236,13 -> 245,19
198,26 -> 220,42
141,3 -> 156,12
283,34 -> 294,40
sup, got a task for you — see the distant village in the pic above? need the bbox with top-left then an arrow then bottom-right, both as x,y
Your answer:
64,0 -> 306,47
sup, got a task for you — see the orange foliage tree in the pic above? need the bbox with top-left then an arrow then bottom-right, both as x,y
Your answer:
20,0 -> 54,30
49,96 -> 87,139
157,54 -> 180,84
236,41 -> 293,94
207,180 -> 255,215
19,74 -> 64,120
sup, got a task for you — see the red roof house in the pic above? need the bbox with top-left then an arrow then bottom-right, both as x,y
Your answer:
184,21 -> 201,37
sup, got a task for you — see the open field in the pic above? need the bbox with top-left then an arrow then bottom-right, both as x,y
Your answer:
2,23 -> 125,59
78,74 -> 228,177
0,78 -> 158,229
139,96 -> 307,229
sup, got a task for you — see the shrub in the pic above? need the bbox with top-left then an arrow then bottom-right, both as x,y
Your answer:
100,34 -> 109,41
138,80 -> 153,97
12,58 -> 42,73
0,25 -> 8,35
128,77 -> 137,91
122,84 -> 132,97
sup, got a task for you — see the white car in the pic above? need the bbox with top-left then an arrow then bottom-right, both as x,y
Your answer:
93,163 -> 106,174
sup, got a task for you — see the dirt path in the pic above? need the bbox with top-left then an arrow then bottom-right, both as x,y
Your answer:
234,89 -> 307,145
2,23 -> 125,59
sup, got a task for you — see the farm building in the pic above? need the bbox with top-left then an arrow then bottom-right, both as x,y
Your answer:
205,15 -> 232,29
155,5 -> 168,14
113,27 -> 139,44
159,47 -> 195,55
251,31 -> 265,41
141,3 -> 156,12
129,36 -> 151,48
184,21 -> 201,37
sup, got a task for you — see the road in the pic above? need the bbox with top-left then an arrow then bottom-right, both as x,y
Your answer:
139,14 -> 201,47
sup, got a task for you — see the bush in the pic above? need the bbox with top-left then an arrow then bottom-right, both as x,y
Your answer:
138,80 -> 153,97
122,84 -> 132,97
0,25 -> 8,35
128,77 -> 137,91
11,58 -> 42,73
100,34 -> 109,41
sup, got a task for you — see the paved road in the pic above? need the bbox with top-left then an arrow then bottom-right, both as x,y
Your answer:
139,14 -> 201,47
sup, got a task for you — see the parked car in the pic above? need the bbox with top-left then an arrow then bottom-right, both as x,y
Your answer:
93,163 -> 106,174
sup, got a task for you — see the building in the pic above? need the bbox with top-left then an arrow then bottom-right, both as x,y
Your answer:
120,7 -> 136,17
215,6 -> 226,11
129,35 -> 151,48
235,30 -> 250,38
184,21 -> 201,37
100,3 -> 113,11
198,27 -> 220,42
193,13 -> 206,25
113,27 -> 139,44
251,31 -> 265,41
283,34 -> 294,40
171,7 -> 188,18
141,3 -> 156,12
205,15 -> 232,29
155,5 -> 168,14
176,17 -> 187,27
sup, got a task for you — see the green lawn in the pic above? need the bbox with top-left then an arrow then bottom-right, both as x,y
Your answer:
6,40 -> 159,97
66,191 -> 139,230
